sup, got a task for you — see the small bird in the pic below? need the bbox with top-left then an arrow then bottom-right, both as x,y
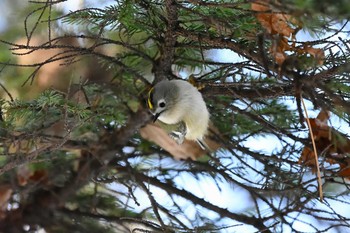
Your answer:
147,79 -> 210,149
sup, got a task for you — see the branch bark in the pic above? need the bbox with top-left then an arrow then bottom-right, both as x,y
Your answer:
153,0 -> 178,83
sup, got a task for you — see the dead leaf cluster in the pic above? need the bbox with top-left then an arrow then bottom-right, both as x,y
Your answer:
251,0 -> 325,66
299,110 -> 350,180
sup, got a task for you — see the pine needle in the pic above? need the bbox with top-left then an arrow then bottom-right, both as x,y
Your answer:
301,95 -> 324,201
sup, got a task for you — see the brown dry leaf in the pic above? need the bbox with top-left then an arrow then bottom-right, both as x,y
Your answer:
316,110 -> 331,122
0,186 -> 12,208
251,0 -> 296,37
17,165 -> 49,186
270,37 -> 291,65
298,110 -> 331,167
253,1 -> 326,68
17,165 -> 33,186
140,123 -> 221,160
305,110 -> 330,141
338,159 -> 350,179
271,13 -> 295,37
299,146 -> 317,169
140,123 -> 205,160
299,110 -> 350,179
273,51 -> 287,65
0,185 -> 13,219
251,1 -> 272,33
304,47 -> 325,65
28,170 -> 49,185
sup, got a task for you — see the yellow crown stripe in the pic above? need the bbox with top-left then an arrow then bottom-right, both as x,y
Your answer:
147,87 -> 154,110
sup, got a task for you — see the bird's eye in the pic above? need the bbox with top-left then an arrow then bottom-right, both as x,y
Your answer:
159,102 -> 166,108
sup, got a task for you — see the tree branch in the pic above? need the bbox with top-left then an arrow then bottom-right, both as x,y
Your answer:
153,0 -> 178,83
132,170 -> 273,233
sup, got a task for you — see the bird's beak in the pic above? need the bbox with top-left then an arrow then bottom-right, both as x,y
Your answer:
153,112 -> 160,122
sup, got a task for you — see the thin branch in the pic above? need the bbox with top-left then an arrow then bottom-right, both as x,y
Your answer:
131,170 -> 273,233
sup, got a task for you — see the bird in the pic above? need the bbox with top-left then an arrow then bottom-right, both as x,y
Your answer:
147,79 -> 210,149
